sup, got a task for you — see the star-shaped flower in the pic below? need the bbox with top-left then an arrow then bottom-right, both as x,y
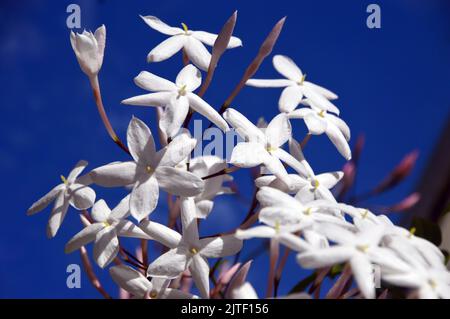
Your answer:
141,15 -> 242,71
289,99 -> 351,160
246,55 -> 339,114
297,223 -> 408,299
70,25 -> 106,78
89,117 -> 204,221
122,64 -> 229,138
27,160 -> 96,238
110,265 -> 198,299
223,108 -> 309,187
142,196 -> 242,298
65,197 -> 151,268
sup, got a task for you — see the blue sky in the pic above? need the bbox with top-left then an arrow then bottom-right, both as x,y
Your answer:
0,0 -> 449,298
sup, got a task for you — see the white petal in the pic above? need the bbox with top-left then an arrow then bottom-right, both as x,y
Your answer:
65,223 -> 104,253
90,161 -> 137,187
279,86 -> 303,113
127,117 -> 156,165
46,192 -> 70,238
121,92 -> 173,107
302,85 -> 340,115
296,246 -> 354,268
130,175 -> 159,221
235,226 -> 276,239
159,96 -> 190,138
93,226 -> 119,268
318,223 -> 356,245
110,265 -> 152,298
256,186 -> 299,208
195,200 -> 214,219
180,197 -> 200,246
303,81 -> 338,100
147,35 -> 186,63
27,185 -> 64,216
192,31 -> 242,48
350,254 -> 375,299
157,131 -> 197,167
91,199 -> 111,222
116,220 -> 151,240
187,93 -> 229,132
265,113 -> 291,148
230,282 -> 258,299
272,148 -> 309,177
147,248 -> 189,279
316,172 -> 343,189
155,167 -> 204,196
189,255 -> 210,298
140,15 -> 183,35
134,71 -> 177,92
273,55 -> 303,81
200,235 -> 243,258
327,114 -> 350,141
261,155 -> 291,188
246,79 -> 292,88
184,37 -> 211,71
229,142 -> 266,167
326,124 -> 352,160
304,113 -> 327,135
278,233 -> 310,252
176,64 -> 201,91
223,108 -> 266,142
140,219 -> 182,248
159,288 -> 199,299
68,183 -> 96,210
67,160 -> 89,184
109,194 -> 131,220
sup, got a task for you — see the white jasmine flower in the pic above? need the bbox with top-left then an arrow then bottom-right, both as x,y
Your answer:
70,25 -> 106,78
141,15 -> 242,71
297,223 -> 408,299
27,160 -> 96,238
122,64 -> 229,138
289,100 -> 351,160
246,55 -> 339,114
89,117 -> 204,221
143,197 -> 242,298
229,282 -> 259,299
65,198 -> 151,268
223,108 -> 309,187
110,265 -> 198,299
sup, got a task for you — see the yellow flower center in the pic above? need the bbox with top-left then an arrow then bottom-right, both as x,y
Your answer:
266,145 -> 277,153
356,244 -> 369,253
318,110 -> 325,118
189,247 -> 199,255
60,175 -> 68,185
178,84 -> 187,96
181,22 -> 189,33
408,227 -> 416,238
149,290 -> 158,299
304,207 -> 312,215
361,210 -> 369,219
274,220 -> 281,233
103,221 -> 111,228
145,165 -> 154,174
311,179 -> 319,189
428,279 -> 437,289
298,74 -> 306,85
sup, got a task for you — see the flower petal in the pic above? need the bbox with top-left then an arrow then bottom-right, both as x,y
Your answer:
229,142 -> 266,167
297,246 -> 354,269
90,161 -> 138,187
159,288 -> 199,299
91,199 -> 111,222
195,200 -> 214,218
93,226 -> 119,268
130,175 -> 159,222
180,197 -> 200,246
326,124 -> 352,160
246,79 -> 292,88
316,172 -> 344,189
223,108 -> 266,142
139,219 -> 182,248
147,248 -> 189,279
116,220 -> 151,240
108,194 -> 131,220
327,114 -> 351,141
140,15 -> 183,35
278,233 -> 310,252
127,117 -> 156,165
350,253 -> 375,299
68,183 -> 96,210
67,160 -> 89,184
121,92 -> 173,107
302,85 -> 340,115
134,71 -> 177,92
200,235 -> 243,258
155,167 -> 204,196
272,148 -> 309,177
192,31 -> 242,48
110,265 -> 152,298
187,93 -> 229,132
46,192 -> 70,238
235,226 -> 276,239
273,55 -> 303,81
189,255 -> 210,298
159,96 -> 190,138
279,86 -> 303,113
65,223 -> 104,253
303,81 -> 338,100
176,64 -> 202,91
157,131 -> 197,167
147,35 -> 186,63
27,184 -> 64,216
265,113 -> 291,148
184,37 -> 211,71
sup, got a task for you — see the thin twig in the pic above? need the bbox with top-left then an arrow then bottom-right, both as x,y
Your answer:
80,246 -> 112,299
